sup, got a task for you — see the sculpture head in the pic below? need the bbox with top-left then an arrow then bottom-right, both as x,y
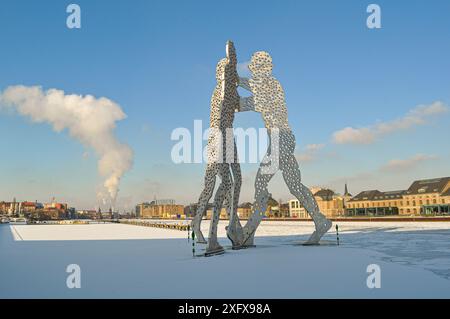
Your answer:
226,40 -> 237,66
249,51 -> 273,76
216,58 -> 228,83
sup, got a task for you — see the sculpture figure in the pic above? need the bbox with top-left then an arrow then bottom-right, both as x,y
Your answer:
237,51 -> 332,246
191,41 -> 243,255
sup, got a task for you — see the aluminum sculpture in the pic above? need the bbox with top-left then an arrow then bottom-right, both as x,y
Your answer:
237,51 -> 332,246
191,41 -> 243,256
192,43 -> 331,256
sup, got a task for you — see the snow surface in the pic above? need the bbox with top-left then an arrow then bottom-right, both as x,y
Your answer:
1,221 -> 449,298
9,223 -> 188,241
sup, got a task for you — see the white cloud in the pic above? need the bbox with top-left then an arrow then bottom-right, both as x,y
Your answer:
380,154 -> 437,172
332,127 -> 376,145
332,101 -> 448,145
0,85 -> 134,205
296,143 -> 326,163
305,143 -> 325,151
296,153 -> 316,162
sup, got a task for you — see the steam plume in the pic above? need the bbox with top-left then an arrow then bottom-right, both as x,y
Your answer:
0,85 -> 133,204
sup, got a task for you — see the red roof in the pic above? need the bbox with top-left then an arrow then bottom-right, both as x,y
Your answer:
22,202 -> 36,207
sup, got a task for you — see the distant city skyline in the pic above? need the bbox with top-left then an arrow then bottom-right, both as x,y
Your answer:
1,1 -> 449,210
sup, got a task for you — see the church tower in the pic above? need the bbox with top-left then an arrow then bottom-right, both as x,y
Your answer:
343,183 -> 352,209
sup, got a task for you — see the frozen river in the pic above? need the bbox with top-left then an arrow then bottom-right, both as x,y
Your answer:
1,221 -> 450,298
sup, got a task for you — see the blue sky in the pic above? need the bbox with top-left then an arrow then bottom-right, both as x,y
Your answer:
0,0 -> 449,210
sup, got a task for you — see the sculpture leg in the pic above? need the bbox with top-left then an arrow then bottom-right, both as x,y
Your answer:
242,147 -> 276,247
226,161 -> 244,247
191,165 -> 217,244
205,165 -> 231,255
223,188 -> 232,220
281,153 -> 332,245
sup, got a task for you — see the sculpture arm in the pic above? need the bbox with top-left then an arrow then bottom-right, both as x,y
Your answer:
238,77 -> 252,92
238,97 -> 257,112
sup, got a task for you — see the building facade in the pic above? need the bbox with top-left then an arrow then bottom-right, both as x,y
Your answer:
288,199 -> 306,218
0,199 -> 66,219
76,210 -> 100,219
345,190 -> 404,216
205,208 -> 229,220
401,177 -> 450,215
346,177 -> 450,216
237,205 -> 253,219
136,200 -> 184,219
289,188 -> 345,218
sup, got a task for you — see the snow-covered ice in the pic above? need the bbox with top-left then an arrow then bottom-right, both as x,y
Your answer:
1,221 -> 449,298
9,223 -> 189,241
